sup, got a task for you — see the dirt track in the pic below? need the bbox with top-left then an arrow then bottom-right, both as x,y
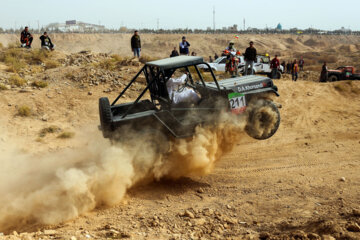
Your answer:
0,74 -> 359,239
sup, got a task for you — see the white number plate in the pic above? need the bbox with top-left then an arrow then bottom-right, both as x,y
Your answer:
228,93 -> 246,114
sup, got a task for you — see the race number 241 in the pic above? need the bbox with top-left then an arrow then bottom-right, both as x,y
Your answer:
228,93 -> 246,114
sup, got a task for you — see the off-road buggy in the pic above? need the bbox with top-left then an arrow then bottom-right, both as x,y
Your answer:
99,56 -> 281,141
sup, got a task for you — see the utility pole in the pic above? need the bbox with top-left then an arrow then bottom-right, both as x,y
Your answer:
212,6 -> 215,32
37,20 -> 40,33
243,18 -> 245,31
157,18 -> 159,30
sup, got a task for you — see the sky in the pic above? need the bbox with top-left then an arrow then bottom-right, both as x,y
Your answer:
0,0 -> 359,31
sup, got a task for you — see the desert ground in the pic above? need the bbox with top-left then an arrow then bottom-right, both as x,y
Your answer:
0,34 -> 359,240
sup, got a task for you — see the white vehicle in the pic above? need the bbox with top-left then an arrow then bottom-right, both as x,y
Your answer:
198,56 -> 244,72
239,55 -> 284,79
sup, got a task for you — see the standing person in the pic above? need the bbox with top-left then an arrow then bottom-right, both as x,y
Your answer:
209,56 -> 213,62
179,36 -> 190,55
281,60 -> 286,72
214,53 -> 219,60
286,61 -> 292,74
299,56 -> 305,71
40,32 -> 55,51
170,47 -> 179,57
270,55 -> 280,79
292,59 -> 299,81
244,41 -> 257,75
131,30 -> 141,58
20,26 -> 33,48
319,62 -> 328,82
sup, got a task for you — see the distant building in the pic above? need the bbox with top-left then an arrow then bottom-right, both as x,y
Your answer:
276,23 -> 282,31
45,20 -> 105,32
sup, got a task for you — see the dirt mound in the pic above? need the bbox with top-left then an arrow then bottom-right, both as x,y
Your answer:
303,38 -> 323,47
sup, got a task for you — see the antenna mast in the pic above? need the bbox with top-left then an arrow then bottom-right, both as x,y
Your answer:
213,6 -> 216,32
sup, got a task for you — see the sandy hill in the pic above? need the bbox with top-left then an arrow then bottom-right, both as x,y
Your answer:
1,33 -> 360,69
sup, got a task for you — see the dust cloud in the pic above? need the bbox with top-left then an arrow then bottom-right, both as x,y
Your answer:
0,113 -> 246,231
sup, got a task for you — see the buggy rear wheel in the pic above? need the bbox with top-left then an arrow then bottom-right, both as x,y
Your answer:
245,99 -> 280,140
99,97 -> 112,138
328,75 -> 338,82
276,71 -> 281,79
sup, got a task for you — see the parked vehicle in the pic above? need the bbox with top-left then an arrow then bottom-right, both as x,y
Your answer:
239,55 -> 284,79
326,66 -> 360,82
198,56 -> 244,72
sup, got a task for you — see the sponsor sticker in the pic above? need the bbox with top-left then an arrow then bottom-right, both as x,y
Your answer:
228,92 -> 246,114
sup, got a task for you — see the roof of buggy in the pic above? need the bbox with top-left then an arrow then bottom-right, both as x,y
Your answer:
146,56 -> 204,70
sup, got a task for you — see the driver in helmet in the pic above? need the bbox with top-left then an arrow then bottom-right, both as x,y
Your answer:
226,41 -> 236,53
166,72 -> 200,105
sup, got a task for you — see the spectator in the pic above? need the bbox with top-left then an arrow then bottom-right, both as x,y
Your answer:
281,61 -> 286,72
170,47 -> 179,57
270,55 -> 280,79
179,36 -> 190,55
286,61 -> 292,74
39,32 -> 54,51
20,26 -> 33,48
299,56 -> 305,71
191,52 -> 197,56
292,59 -> 299,81
244,41 -> 257,75
214,53 -> 219,60
319,62 -> 328,82
131,30 -> 141,58
209,56 -> 213,62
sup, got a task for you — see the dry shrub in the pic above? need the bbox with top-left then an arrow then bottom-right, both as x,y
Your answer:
0,43 -> 3,49
0,84 -> 7,91
318,55 -> 338,64
65,72 -> 75,79
39,125 -> 61,137
4,56 -> 26,73
31,80 -> 48,88
334,81 -> 360,94
44,60 -> 60,69
29,49 -> 50,65
0,46 -> 57,72
9,75 -> 26,87
30,65 -> 44,74
139,55 -> 156,64
17,105 -> 32,117
57,131 -> 75,139
306,65 -> 321,72
97,58 -> 116,70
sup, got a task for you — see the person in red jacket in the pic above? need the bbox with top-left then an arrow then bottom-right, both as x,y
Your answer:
270,55 -> 280,79
20,27 -> 33,48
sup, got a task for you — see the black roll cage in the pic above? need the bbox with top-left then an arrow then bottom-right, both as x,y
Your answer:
111,62 -> 220,119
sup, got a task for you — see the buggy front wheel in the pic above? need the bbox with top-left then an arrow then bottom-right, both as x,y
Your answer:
245,99 -> 280,140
